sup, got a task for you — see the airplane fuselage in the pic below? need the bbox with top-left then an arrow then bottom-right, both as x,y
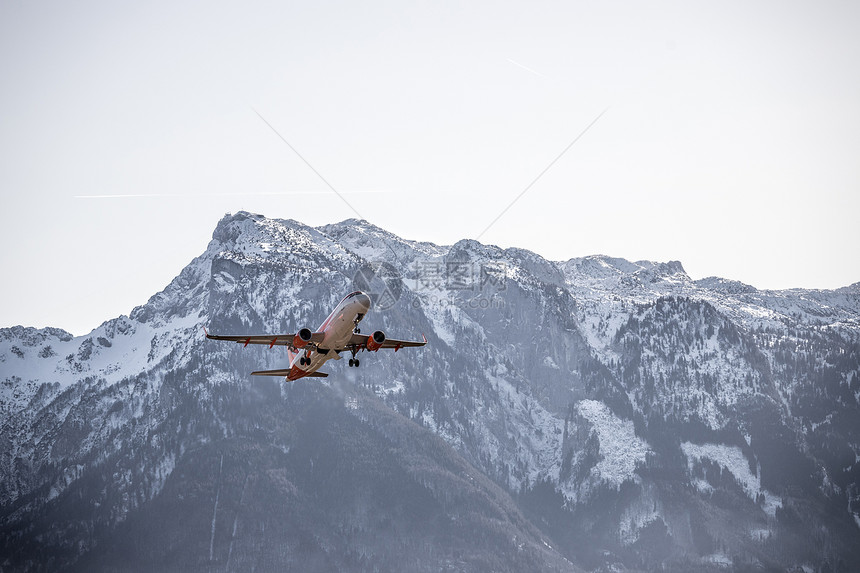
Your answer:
288,291 -> 371,380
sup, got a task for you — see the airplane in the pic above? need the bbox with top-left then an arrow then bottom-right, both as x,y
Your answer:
205,290 -> 427,381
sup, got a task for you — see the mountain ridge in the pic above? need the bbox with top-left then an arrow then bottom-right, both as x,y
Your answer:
2,210 -> 858,572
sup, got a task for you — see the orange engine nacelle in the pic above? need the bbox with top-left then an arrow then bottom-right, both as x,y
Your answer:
366,330 -> 385,352
293,328 -> 312,349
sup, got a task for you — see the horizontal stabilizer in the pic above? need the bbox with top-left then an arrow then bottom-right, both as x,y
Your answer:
251,369 -> 291,376
250,369 -> 328,378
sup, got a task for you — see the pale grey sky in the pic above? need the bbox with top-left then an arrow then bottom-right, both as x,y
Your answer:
2,0 -> 859,335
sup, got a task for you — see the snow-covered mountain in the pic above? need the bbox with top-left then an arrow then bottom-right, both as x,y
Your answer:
2,211 -> 858,572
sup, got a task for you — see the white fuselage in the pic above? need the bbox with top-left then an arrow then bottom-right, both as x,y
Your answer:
289,291 -> 371,378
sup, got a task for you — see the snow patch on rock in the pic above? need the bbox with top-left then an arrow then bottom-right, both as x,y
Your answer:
681,442 -> 782,516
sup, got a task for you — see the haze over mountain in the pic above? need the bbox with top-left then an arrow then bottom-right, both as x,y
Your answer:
2,212 -> 859,572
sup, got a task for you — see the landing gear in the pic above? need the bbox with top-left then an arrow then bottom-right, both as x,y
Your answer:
300,354 -> 311,366
347,344 -> 362,368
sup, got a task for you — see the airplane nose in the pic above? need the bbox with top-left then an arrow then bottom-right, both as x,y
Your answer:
357,292 -> 372,310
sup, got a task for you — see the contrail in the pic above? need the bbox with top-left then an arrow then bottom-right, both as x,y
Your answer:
74,191 -> 389,199
506,58 -> 546,78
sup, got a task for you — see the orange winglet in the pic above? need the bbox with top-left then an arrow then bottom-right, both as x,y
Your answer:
269,337 -> 277,349
244,338 -> 251,348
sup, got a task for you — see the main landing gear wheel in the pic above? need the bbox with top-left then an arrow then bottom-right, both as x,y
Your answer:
348,358 -> 361,367
348,358 -> 354,367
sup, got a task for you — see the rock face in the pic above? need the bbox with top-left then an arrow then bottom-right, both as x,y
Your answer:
1,211 -> 858,572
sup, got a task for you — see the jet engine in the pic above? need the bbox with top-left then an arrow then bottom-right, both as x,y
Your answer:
293,328 -> 312,349
365,330 -> 385,351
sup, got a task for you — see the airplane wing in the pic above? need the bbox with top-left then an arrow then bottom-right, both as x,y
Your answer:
251,369 -> 328,377
344,333 -> 427,351
205,331 -> 326,348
